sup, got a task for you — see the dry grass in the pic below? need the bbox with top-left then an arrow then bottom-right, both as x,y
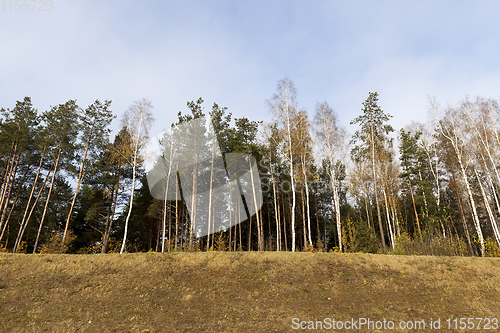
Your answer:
1,252 -> 500,332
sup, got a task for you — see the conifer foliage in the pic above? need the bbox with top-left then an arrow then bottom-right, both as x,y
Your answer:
1,87 -> 500,256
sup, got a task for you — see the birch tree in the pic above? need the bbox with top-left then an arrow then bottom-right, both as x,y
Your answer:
463,98 -> 500,246
314,102 -> 347,252
101,127 -> 131,253
261,123 -> 283,250
158,129 -> 177,252
119,99 -> 154,254
295,110 -> 314,248
267,78 -> 299,251
433,102 -> 485,255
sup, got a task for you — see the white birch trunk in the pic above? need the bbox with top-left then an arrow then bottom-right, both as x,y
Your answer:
331,172 -> 342,252
206,139 -> 215,251
460,161 -> 484,255
162,134 -> 175,253
383,188 -> 394,249
271,163 -> 280,251
302,159 -> 312,246
120,113 -> 143,254
248,153 -> 262,251
120,162 -> 136,254
474,166 -> 500,245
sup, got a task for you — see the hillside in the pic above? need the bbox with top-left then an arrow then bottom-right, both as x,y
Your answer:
1,252 -> 500,332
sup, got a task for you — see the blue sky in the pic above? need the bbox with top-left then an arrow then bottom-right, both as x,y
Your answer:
1,0 -> 500,143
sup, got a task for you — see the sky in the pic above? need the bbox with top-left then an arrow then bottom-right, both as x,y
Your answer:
2,0 -> 500,148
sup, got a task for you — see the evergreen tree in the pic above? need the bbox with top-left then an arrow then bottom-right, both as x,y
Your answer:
350,92 -> 394,252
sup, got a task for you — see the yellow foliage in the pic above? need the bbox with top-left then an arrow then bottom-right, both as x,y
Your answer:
330,246 -> 341,253
213,231 -> 228,251
39,230 -> 76,254
341,218 -> 360,252
303,244 -> 323,252
484,237 -> 500,257
15,241 -> 27,253
316,239 -> 325,252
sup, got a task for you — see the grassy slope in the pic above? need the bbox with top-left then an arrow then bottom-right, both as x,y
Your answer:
1,252 -> 500,332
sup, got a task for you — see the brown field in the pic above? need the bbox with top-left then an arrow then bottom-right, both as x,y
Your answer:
1,252 -> 500,332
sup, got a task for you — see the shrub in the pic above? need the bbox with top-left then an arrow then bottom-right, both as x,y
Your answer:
15,241 -> 27,253
213,231 -> 228,251
39,230 -> 76,254
341,219 -> 379,253
393,231 -> 468,256
341,218 -> 360,252
484,237 -> 500,257
316,238 -> 325,252
303,244 -> 323,252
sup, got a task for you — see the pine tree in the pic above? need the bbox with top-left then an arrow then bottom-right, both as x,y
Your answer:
62,100 -> 115,245
350,92 -> 394,252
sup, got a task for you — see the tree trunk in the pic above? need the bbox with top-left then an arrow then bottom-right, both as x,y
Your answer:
364,195 -> 371,230
418,171 -> 428,217
0,162 -> 34,246
1,161 -> 30,244
206,139 -> 216,251
302,159 -> 312,246
460,161 -> 484,256
301,187 -> 306,249
0,151 -> 20,237
408,178 -> 422,239
189,144 -> 198,250
383,188 -> 394,249
167,201 -> 172,252
314,194 -> 320,247
451,169 -> 475,256
290,160 -> 296,251
332,175 -> 342,252
0,143 -> 18,217
102,170 -> 120,253
120,161 -> 136,254
390,194 -> 400,236
0,143 -> 15,209
29,145 -> 62,253
247,214 -> 252,251
238,199 -> 242,251
6,146 -> 46,247
248,153 -> 262,251
0,151 -> 20,228
271,165 -> 280,251
474,166 -> 500,245
175,166 -> 179,250
62,118 -> 96,244
282,191 -> 288,250
162,152 -> 174,253
371,111 -> 386,252
228,179 -> 232,251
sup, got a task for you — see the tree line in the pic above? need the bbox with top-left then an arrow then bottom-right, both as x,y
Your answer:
1,78 -> 500,256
